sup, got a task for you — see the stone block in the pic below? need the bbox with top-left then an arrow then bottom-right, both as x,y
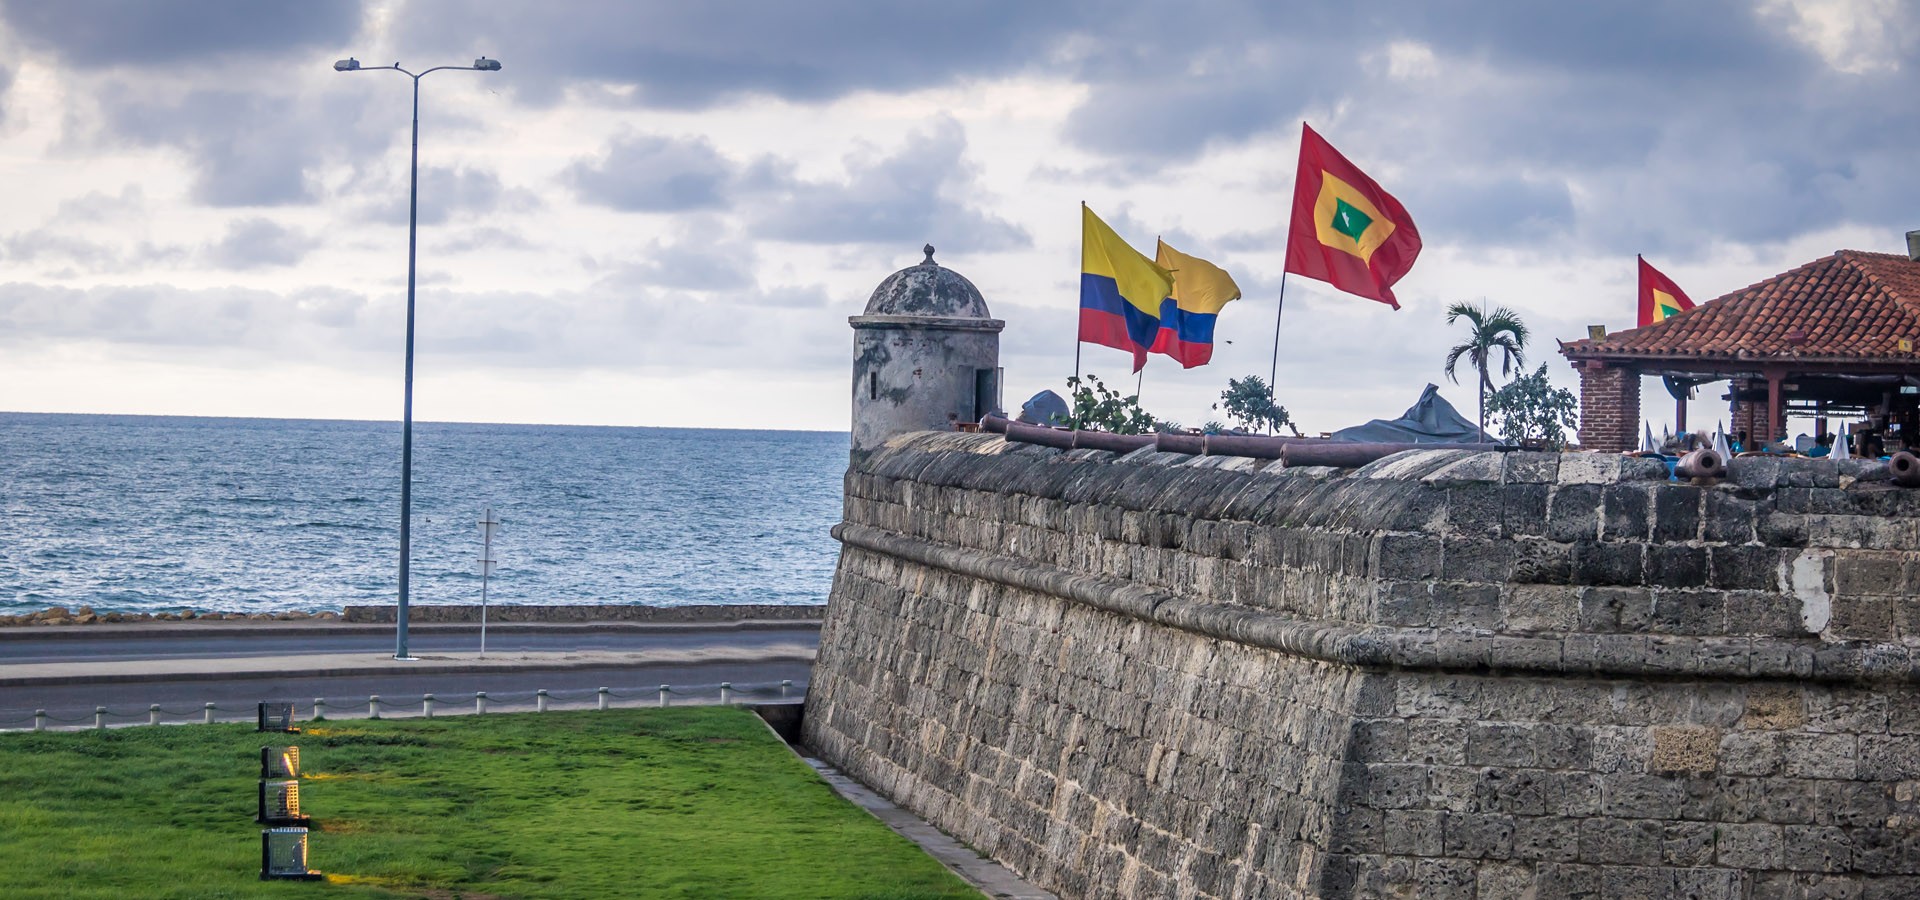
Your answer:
1662,821 -> 1717,866
1709,544 -> 1780,590
1785,825 -> 1855,873
1702,490 -> 1758,544
1503,483 -> 1550,537
1381,809 -> 1444,856
1511,539 -> 1573,584
1373,532 -> 1441,580
1579,817 -> 1663,865
1601,484 -> 1653,540
1443,538 -> 1517,583
1547,484 -> 1604,542
1646,545 -> 1710,589
1442,812 -> 1516,859
1560,454 -> 1623,485
1718,731 -> 1783,777
1718,823 -> 1785,869
1432,583 -> 1503,630
1782,734 -> 1859,780
1579,586 -> 1653,632
1572,541 -> 1643,586
1649,589 -> 1726,635
1835,554 -> 1905,595
1649,726 -> 1722,774
1504,452 -> 1560,484
1505,584 -> 1580,632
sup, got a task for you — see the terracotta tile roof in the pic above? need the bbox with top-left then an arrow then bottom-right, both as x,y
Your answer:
1561,250 -> 1920,363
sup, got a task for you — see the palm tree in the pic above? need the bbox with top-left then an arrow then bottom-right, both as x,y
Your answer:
1443,301 -> 1530,441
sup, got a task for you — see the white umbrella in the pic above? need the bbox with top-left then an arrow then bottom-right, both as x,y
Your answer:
1833,423 -> 1851,461
1641,422 -> 1659,453
1712,423 -> 1733,459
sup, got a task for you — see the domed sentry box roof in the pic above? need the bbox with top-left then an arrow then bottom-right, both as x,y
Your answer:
859,245 -> 996,320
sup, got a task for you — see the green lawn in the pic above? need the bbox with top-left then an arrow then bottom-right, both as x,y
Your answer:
0,707 -> 979,900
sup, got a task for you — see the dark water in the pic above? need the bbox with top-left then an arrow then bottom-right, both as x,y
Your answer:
0,413 -> 847,614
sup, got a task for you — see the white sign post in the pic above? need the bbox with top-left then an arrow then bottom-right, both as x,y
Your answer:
478,507 -> 500,658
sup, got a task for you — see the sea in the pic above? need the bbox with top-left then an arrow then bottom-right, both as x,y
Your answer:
0,413 -> 847,615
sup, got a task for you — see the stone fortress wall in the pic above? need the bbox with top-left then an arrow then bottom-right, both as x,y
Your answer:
804,431 -> 1920,899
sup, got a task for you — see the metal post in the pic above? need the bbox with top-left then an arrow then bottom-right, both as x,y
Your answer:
781,679 -> 793,699
34,710 -> 46,732
536,689 -> 548,713
149,704 -> 161,726
314,698 -> 327,721
478,507 -> 499,658
423,693 -> 436,718
475,691 -> 488,715
394,74 -> 422,663
369,695 -> 382,720
95,707 -> 106,729
720,682 -> 733,705
204,703 -> 216,725
597,687 -> 609,711
658,685 -> 670,708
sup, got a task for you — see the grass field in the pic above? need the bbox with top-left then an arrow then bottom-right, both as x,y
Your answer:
0,707 -> 979,899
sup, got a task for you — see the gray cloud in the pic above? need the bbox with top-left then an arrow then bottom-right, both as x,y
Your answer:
750,118 -> 1030,251
596,218 -> 760,293
355,165 -> 537,226
0,277 -> 845,374
0,1 -> 364,68
564,134 -> 734,212
388,1 -> 1081,107
206,218 -> 316,269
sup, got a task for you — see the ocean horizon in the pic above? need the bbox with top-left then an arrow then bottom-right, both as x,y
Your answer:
0,412 -> 848,616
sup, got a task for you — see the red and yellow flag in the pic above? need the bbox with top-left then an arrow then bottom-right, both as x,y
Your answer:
1637,256 -> 1695,327
1283,123 -> 1421,309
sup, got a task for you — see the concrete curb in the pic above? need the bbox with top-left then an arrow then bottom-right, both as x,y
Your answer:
0,618 -> 822,642
0,648 -> 819,689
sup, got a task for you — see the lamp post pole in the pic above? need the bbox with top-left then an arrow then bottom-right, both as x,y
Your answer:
335,56 -> 502,660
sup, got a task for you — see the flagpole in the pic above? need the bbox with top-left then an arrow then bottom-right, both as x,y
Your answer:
1266,272 -> 1291,435
1071,202 -> 1087,428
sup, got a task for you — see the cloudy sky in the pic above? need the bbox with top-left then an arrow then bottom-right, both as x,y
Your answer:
0,1 -> 1914,434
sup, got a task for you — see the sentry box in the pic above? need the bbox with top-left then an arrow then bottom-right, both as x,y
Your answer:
257,702 -> 299,734
258,779 -> 311,827
260,827 -> 322,881
261,746 -> 300,780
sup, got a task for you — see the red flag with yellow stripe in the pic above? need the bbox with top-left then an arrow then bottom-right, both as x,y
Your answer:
1283,123 -> 1422,309
1637,256 -> 1696,327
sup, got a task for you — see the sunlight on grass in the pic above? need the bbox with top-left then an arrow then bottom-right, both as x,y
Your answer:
0,708 -> 978,899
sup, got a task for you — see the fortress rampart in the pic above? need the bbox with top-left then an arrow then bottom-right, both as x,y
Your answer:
805,432 -> 1920,898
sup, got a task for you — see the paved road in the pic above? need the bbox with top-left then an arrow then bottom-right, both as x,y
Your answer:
0,622 -> 817,664
0,620 -> 820,727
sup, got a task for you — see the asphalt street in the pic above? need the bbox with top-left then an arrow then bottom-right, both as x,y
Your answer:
0,620 -> 820,728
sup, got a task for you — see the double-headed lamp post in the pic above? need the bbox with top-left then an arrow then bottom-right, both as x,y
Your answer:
334,55 -> 502,660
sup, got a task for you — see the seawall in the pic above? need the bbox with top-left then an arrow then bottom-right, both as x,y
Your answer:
804,432 -> 1920,898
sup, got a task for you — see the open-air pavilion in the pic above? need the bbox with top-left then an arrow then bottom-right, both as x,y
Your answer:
1559,245 -> 1920,453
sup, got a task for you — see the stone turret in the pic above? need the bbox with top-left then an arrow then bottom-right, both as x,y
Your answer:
849,245 -> 1004,460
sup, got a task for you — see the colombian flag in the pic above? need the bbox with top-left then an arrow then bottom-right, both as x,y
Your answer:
1079,204 -> 1174,372
1638,256 -> 1696,327
1150,240 -> 1241,368
1283,123 -> 1421,309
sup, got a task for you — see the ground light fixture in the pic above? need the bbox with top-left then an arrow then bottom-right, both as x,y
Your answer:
261,745 -> 300,780
332,52 -> 503,661
261,827 -> 322,881
257,701 -> 298,733
258,779 -> 310,827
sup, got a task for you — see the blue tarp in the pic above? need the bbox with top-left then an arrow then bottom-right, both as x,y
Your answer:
1329,384 -> 1482,444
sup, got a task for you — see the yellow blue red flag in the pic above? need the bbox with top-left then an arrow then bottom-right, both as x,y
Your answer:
1151,240 -> 1241,368
1079,204 -> 1174,372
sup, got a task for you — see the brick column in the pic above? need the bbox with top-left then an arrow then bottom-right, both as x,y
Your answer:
1577,363 -> 1639,451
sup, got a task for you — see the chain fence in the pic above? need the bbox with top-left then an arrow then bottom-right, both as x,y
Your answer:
0,679 -> 805,733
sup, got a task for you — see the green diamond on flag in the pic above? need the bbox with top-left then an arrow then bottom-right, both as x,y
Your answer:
1330,199 -> 1372,241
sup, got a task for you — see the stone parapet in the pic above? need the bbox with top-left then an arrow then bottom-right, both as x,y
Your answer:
805,432 -> 1920,898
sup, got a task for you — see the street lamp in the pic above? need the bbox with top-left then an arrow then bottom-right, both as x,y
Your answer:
334,55 -> 502,660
